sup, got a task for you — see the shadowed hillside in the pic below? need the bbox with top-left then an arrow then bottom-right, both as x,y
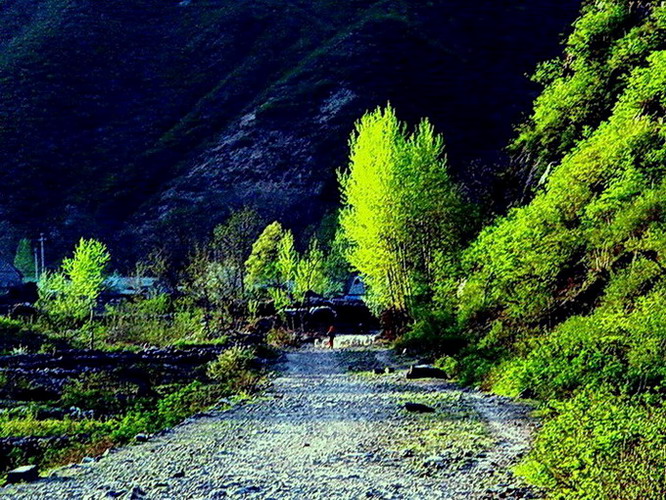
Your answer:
0,0 -> 580,262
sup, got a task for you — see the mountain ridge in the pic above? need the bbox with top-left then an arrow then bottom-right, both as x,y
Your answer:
0,0 -> 581,264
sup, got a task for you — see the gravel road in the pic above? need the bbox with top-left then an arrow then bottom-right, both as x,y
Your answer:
3,347 -> 538,500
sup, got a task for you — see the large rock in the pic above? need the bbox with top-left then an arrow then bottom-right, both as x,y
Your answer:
404,402 -> 436,414
405,365 -> 448,379
6,465 -> 39,484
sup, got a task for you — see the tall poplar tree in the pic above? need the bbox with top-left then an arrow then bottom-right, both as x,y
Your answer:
244,221 -> 285,294
338,105 -> 467,314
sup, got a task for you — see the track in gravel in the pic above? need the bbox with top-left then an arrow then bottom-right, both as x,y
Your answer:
4,347 -> 538,500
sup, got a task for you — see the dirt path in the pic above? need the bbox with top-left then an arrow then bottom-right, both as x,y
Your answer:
3,348 -> 538,499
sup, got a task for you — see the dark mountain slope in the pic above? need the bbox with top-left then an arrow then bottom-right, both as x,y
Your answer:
0,0 -> 580,262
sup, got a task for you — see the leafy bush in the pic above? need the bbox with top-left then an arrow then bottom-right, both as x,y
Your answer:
60,373 -> 142,415
394,310 -> 465,355
109,409 -> 159,443
433,356 -> 458,378
156,381 -> 227,428
207,347 -> 261,394
517,388 -> 666,499
266,327 -> 300,348
454,350 -> 502,388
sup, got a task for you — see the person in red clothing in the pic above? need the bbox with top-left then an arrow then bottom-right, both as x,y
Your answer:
326,325 -> 336,349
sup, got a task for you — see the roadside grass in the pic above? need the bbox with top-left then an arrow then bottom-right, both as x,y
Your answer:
0,347 -> 266,481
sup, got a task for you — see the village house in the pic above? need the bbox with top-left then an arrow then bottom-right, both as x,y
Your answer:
0,260 -> 23,295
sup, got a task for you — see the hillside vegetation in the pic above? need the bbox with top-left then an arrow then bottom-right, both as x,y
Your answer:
456,2 -> 666,497
6,0 -> 666,497
331,1 -> 666,497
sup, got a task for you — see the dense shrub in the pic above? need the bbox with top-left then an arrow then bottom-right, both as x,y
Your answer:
516,389 -> 666,499
207,347 -> 262,394
266,327 -> 300,348
60,373 -> 142,415
395,310 -> 465,355
156,381 -> 227,428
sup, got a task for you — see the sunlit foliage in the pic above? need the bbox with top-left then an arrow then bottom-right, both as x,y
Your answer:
338,105 -> 468,314
38,238 -> 110,327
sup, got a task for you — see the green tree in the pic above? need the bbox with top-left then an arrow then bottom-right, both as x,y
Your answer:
338,105 -> 467,314
244,221 -> 288,297
314,211 -> 351,296
245,220 -> 343,311
179,209 -> 265,333
211,208 -> 263,296
13,238 -> 34,280
268,229 -> 299,309
38,238 -> 110,342
182,245 -> 226,336
294,239 -> 335,299
277,230 -> 298,288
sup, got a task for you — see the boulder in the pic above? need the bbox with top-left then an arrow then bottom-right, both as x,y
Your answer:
124,486 -> 146,499
6,465 -> 39,484
405,365 -> 447,379
404,402 -> 436,413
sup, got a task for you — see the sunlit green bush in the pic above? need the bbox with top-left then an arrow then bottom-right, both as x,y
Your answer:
517,388 -> 666,499
156,381 -> 227,428
105,294 -> 207,347
207,347 -> 262,394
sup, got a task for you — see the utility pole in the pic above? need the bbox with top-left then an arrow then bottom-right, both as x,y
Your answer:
33,248 -> 39,281
38,233 -> 46,276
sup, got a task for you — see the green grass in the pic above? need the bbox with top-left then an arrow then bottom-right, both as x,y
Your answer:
0,344 -> 265,476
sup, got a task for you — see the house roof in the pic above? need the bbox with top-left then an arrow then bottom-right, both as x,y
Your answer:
346,275 -> 365,297
104,275 -> 159,295
0,260 -> 23,288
